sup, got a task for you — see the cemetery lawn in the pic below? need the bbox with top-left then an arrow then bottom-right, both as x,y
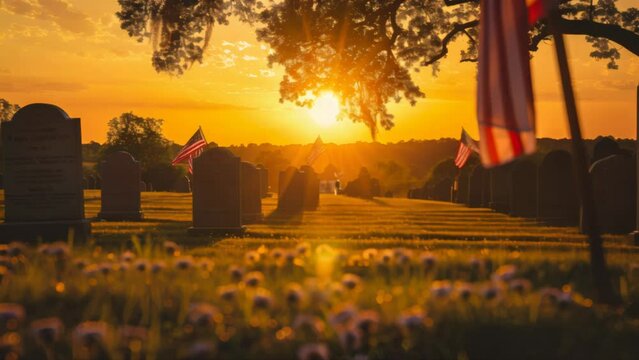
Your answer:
1,191 -> 639,359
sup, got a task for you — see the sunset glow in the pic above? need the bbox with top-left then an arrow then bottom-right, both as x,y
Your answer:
308,93 -> 340,128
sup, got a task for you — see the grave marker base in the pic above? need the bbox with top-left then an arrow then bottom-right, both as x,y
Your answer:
242,213 -> 263,224
0,220 -> 91,242
97,211 -> 144,222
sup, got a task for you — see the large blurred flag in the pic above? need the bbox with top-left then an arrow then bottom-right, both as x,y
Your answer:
306,136 -> 326,165
454,128 -> 480,168
477,0 -> 555,167
172,127 -> 208,174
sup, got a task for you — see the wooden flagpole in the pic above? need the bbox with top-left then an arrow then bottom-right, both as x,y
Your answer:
548,10 -> 619,305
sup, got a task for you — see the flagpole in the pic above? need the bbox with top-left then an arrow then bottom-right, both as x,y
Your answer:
548,10 -> 619,305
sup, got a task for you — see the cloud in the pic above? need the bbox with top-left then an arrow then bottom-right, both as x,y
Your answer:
0,75 -> 88,92
259,69 -> 276,78
1,0 -> 95,34
242,55 -> 258,62
221,40 -> 252,51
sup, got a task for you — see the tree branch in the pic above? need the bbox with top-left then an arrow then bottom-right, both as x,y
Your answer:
558,18 -> 639,56
421,20 -> 479,66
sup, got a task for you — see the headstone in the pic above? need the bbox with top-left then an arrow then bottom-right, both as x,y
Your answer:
173,176 -> 191,193
489,163 -> 512,213
481,169 -> 492,208
139,181 -> 147,192
188,147 -> 244,236
241,162 -> 263,223
429,178 -> 453,201
98,151 -> 143,221
300,165 -> 320,210
454,172 -> 470,204
0,104 -> 91,241
589,154 -> 636,234
278,167 -> 304,212
256,165 -> 270,198
537,150 -> 579,226
467,165 -> 485,207
592,137 -> 619,164
94,176 -> 101,190
509,160 -> 537,217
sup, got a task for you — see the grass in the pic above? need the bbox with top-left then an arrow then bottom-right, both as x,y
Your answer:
1,191 -> 639,359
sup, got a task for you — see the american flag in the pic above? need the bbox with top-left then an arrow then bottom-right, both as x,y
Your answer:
454,128 -> 480,168
172,127 -> 208,174
306,136 -> 326,165
477,0 -> 550,168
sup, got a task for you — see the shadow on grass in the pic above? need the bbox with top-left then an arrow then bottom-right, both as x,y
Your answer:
263,208 -> 304,226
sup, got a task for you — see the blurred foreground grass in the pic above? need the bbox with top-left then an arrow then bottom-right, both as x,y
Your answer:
0,191 -> 638,359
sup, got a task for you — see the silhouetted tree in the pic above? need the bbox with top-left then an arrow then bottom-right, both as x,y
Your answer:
0,99 -> 20,122
117,0 -> 638,136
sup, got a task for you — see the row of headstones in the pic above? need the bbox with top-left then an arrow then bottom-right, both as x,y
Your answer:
83,174 -> 192,193
277,166 -> 320,212
0,104 -> 273,241
454,149 -> 636,234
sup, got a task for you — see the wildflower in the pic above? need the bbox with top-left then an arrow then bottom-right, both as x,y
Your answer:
394,248 -> 413,266
74,259 -> 88,270
0,245 -> 7,256
163,241 -> 180,256
297,343 -> 329,360
492,264 -> 518,282
341,273 -> 362,290
355,310 -> 380,335
217,284 -> 239,302
244,271 -> 265,288
224,265 -> 243,281
419,252 -> 437,270
252,288 -> 274,310
293,315 -> 325,336
285,283 -> 305,307
0,303 -> 25,327
82,264 -> 99,277
198,259 -> 214,272
296,242 -> 311,257
118,326 -> 147,358
134,259 -> 149,272
398,309 -> 427,331
174,257 -> 194,271
7,242 -> 26,257
73,321 -> 111,359
270,248 -> 285,261
244,251 -> 260,265
120,251 -> 135,263
362,248 -> 378,261
329,304 -> 357,328
31,317 -> 64,346
454,282 -> 474,300
509,279 -> 532,294
480,283 -> 503,301
187,303 -> 220,327
151,261 -> 166,274
431,280 -> 453,299
118,325 -> 147,342
98,262 -> 112,276
338,326 -> 362,352
38,242 -> 71,259
283,251 -> 297,265
379,249 -> 393,264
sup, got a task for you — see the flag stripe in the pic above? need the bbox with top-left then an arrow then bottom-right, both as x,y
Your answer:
172,128 -> 208,174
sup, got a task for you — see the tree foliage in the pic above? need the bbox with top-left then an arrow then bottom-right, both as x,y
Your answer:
117,0 -> 638,137
0,99 -> 20,122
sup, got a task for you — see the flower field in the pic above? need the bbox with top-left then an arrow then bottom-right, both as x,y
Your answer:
1,192 -> 639,359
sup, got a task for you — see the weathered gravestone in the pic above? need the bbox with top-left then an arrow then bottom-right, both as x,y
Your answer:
467,165 -> 485,208
188,147 -> 244,236
300,165 -> 320,210
241,162 -> 263,223
489,163 -> 512,213
0,104 -> 91,241
278,167 -> 304,212
592,137 -> 619,164
537,150 -> 579,226
589,154 -> 636,234
173,176 -> 191,193
139,181 -> 147,192
429,178 -> 453,201
481,169 -> 492,208
509,159 -> 537,218
98,151 -> 143,221
256,165 -> 270,198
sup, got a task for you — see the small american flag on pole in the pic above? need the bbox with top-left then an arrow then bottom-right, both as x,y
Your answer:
454,128 -> 480,168
172,127 -> 208,174
306,136 -> 326,165
477,0 -> 540,168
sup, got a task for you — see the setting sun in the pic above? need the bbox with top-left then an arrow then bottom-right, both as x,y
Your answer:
308,93 -> 341,127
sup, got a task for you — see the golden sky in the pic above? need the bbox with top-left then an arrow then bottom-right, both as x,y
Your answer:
0,0 -> 637,146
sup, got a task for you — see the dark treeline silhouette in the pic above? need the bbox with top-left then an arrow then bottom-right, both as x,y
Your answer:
79,137 -> 634,195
